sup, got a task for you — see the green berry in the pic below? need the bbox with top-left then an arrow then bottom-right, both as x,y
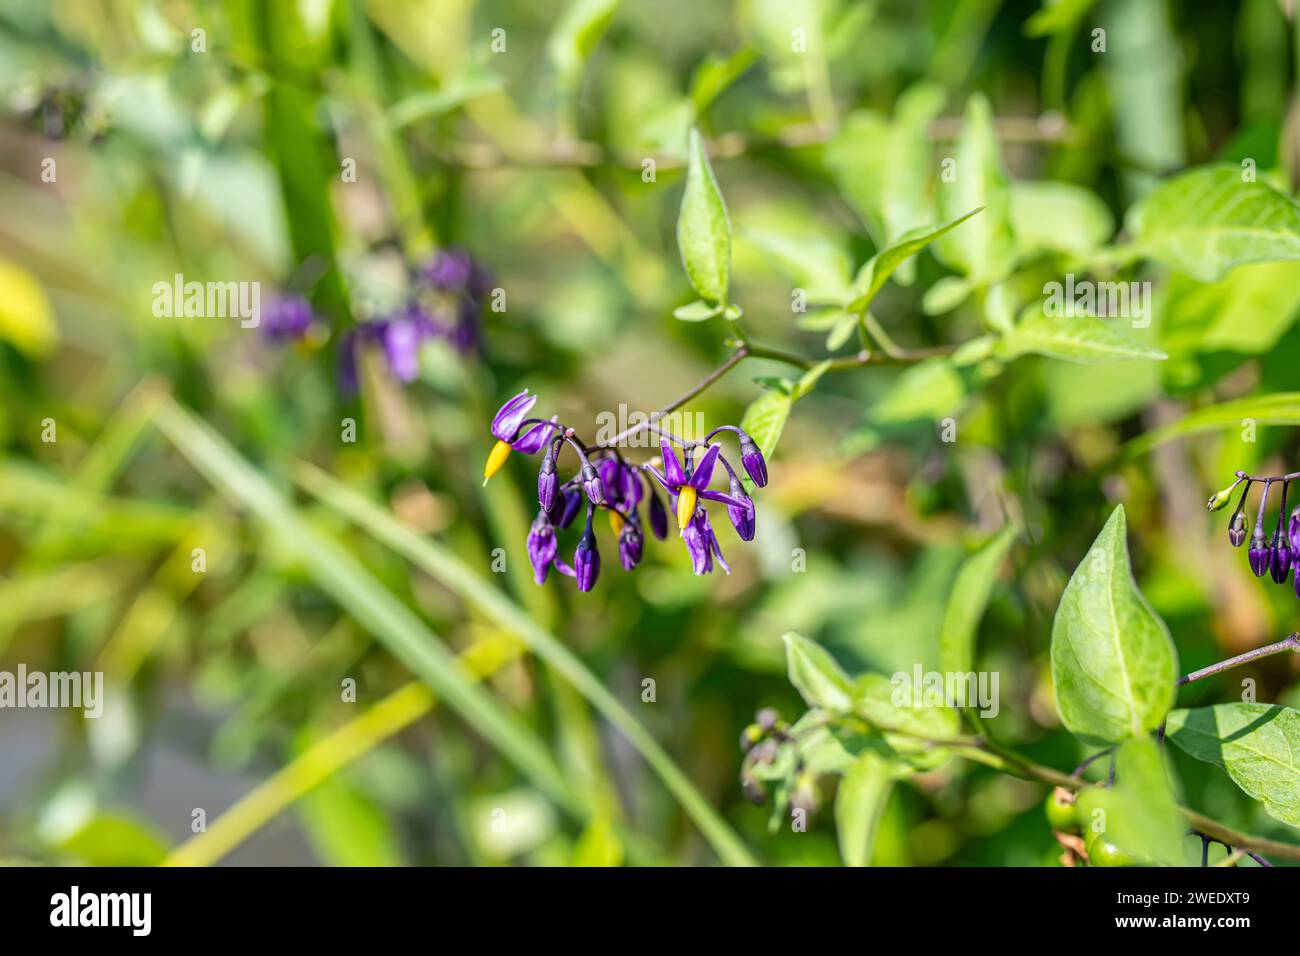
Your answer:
1086,828 -> 1137,867
1044,787 -> 1081,832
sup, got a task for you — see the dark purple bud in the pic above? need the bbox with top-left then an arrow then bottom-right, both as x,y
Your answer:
621,465 -> 644,508
1290,507 -> 1300,554
575,523 -> 600,592
1249,528 -> 1270,577
337,330 -> 360,397
738,431 -> 768,487
554,487 -> 582,530
1230,511 -> 1248,548
598,457 -> 622,507
1271,532 -> 1292,583
581,463 -> 604,505
538,445 -> 558,512
527,510 -> 557,585
262,295 -> 315,343
491,389 -> 537,442
618,518 -> 643,571
647,487 -> 668,540
726,476 -> 756,541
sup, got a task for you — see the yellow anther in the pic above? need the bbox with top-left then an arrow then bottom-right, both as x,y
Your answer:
483,440 -> 512,485
676,485 -> 698,530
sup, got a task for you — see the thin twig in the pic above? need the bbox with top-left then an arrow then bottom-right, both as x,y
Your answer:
1177,633 -> 1300,686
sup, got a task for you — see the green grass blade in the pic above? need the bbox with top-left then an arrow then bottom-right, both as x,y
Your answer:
152,400 -> 582,819
294,461 -> 759,867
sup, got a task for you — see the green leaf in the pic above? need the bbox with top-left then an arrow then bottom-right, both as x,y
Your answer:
783,632 -> 854,712
58,813 -> 170,867
938,525 -> 1017,678
1076,737 -> 1192,865
844,208 -> 983,313
1025,0 -> 1100,36
689,48 -> 757,115
825,312 -> 858,350
921,275 -> 973,315
826,83 -> 947,283
677,127 -> 732,304
1010,181 -> 1114,256
672,299 -> 723,321
1166,703 -> 1300,828
1157,262 -> 1300,358
934,94 -> 1017,284
852,673 -> 961,743
870,358 -> 965,425
743,226 -> 852,304
1122,165 -> 1300,281
997,307 -> 1168,365
835,752 -> 895,867
1050,505 -> 1178,744
738,362 -> 828,471
547,0 -> 622,86
1126,393 -> 1300,457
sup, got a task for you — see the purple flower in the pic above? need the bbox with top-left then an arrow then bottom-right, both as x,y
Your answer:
1290,507 -> 1300,554
575,520 -> 600,592
644,440 -> 749,531
485,389 -> 545,484
739,431 -> 768,488
262,295 -> 315,343
618,518 -> 643,571
726,476 -> 756,541
527,510 -> 557,584
382,315 -> 423,383
424,248 -> 474,293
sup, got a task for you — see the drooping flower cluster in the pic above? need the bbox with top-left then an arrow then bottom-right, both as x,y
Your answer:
336,248 -> 491,395
483,389 -> 768,591
1208,471 -> 1300,594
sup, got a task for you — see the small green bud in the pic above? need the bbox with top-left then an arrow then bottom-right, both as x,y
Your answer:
740,723 -> 764,752
1206,484 -> 1236,511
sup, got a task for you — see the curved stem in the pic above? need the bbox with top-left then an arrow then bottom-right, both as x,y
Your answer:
1177,632 -> 1300,686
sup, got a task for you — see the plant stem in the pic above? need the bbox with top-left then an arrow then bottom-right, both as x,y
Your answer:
1177,632 -> 1300,686
598,346 -> 750,448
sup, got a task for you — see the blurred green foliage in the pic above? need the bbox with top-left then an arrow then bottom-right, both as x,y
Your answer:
1,0 -> 1299,867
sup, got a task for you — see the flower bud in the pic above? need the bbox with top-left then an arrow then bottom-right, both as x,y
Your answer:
527,510 -> 557,585
738,432 -> 768,487
1249,527 -> 1270,577
739,723 -> 764,752
537,446 -> 558,513
647,488 -> 669,540
581,463 -> 604,505
1289,507 -> 1300,554
618,519 -> 643,571
1229,511 -> 1248,547
552,487 -> 582,530
727,476 -> 756,541
1206,484 -> 1237,511
755,707 -> 779,732
1271,531 -> 1292,583
575,525 -> 600,592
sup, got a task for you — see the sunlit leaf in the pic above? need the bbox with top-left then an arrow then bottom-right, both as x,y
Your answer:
676,127 -> 732,304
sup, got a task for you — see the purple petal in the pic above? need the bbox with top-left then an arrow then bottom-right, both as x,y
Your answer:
698,488 -> 751,511
511,416 -> 557,454
661,440 -> 685,486
689,444 -> 721,489
491,390 -> 538,441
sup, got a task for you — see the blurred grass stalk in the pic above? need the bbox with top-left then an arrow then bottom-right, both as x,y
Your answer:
154,398 -> 756,866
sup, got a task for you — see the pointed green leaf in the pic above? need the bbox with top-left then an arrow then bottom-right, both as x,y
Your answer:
677,128 -> 732,304
1166,703 -> 1300,828
934,94 -> 1017,283
939,525 -> 1017,677
844,208 -> 983,313
672,299 -> 723,321
998,307 -> 1167,365
1123,165 -> 1300,282
1010,181 -> 1114,256
783,632 -> 854,712
835,752 -> 895,867
1050,505 -> 1178,744
1126,393 -> 1300,457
